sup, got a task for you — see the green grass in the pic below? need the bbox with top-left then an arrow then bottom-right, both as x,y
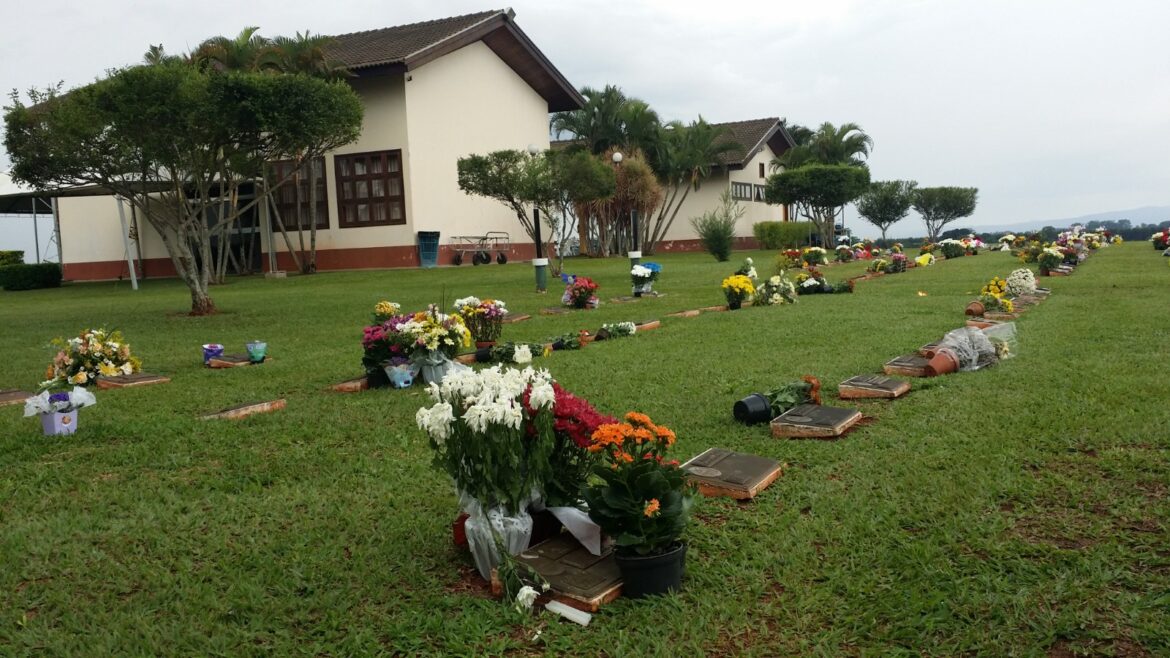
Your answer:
1,245 -> 1167,656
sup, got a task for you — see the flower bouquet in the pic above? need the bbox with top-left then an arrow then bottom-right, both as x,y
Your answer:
915,253 -> 936,267
886,252 -> 908,273
937,239 -> 966,259
800,246 -> 827,266
43,328 -> 140,388
562,275 -> 600,309
453,296 -> 508,346
24,386 -> 97,436
594,322 -> 637,341
1004,268 -> 1036,297
582,412 -> 696,597
417,365 -> 558,578
721,274 -> 755,309
372,300 -> 401,323
734,257 -> 758,280
1037,248 -> 1063,274
401,306 -> 472,383
754,273 -> 797,306
630,265 -> 654,296
1151,230 -> 1168,250
538,383 -> 615,509
834,245 -> 854,262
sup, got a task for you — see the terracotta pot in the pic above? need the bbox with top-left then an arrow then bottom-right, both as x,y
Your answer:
475,341 -> 496,349
452,513 -> 469,547
925,347 -> 960,377
965,301 -> 985,316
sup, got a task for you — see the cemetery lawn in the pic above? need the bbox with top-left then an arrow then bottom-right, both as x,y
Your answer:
1,244 -> 1167,656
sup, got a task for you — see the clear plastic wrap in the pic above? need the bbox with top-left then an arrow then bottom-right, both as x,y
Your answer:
939,326 -> 998,371
981,322 -> 1018,361
463,505 -> 534,580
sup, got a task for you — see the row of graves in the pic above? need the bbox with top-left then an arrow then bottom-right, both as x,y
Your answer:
1,237 -> 1102,627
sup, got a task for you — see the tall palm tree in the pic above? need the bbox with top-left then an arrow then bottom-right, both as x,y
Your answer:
142,44 -> 181,66
771,121 -> 873,170
550,85 -> 655,156
262,32 -> 350,81
190,27 -> 270,73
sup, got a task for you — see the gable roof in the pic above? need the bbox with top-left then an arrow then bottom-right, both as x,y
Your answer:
326,9 -> 584,112
711,118 -> 795,168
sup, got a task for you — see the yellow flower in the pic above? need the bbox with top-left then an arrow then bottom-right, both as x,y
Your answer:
70,371 -> 88,385
99,361 -> 119,377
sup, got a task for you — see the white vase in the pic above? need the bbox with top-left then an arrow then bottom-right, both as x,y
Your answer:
41,411 -> 78,436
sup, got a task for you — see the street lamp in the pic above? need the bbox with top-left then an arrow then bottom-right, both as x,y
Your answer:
528,143 -> 548,292
611,152 -> 640,267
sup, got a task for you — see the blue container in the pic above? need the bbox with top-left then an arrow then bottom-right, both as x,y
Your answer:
417,231 -> 441,269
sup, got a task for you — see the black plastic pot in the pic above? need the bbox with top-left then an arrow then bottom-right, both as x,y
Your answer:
474,347 -> 494,363
614,542 -> 687,598
593,328 -> 611,342
733,393 -> 772,424
728,299 -> 742,310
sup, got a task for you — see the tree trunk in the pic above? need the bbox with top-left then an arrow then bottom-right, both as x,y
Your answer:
261,173 -> 304,273
189,283 -> 217,315
307,159 -> 319,273
294,167 -> 307,273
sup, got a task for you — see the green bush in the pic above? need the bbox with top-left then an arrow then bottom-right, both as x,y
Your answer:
690,190 -> 744,261
0,263 -> 63,291
752,221 -> 814,249
0,251 -> 24,266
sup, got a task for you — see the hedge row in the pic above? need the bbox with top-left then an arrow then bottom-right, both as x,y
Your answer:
0,263 -> 63,291
752,221 -> 816,249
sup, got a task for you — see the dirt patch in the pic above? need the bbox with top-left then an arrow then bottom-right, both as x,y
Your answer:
444,564 -> 494,599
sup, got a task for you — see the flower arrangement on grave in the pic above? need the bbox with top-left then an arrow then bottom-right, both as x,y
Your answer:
835,245 -> 854,262
1004,268 -> 1037,297
919,243 -> 936,255
721,274 -> 755,308
1037,248 -> 1063,274
483,342 -> 548,364
891,242 -> 904,254
24,386 -> 97,435
978,276 -> 1014,313
453,296 -> 508,345
937,239 -> 967,259
550,330 -> 590,351
630,265 -> 655,296
734,257 -> 758,280
369,305 -> 471,384
961,234 -> 984,255
1060,246 -> 1079,265
783,248 -> 801,261
361,311 -> 414,382
754,273 -> 798,306
915,253 -> 935,267
372,300 -> 401,323
537,382 -> 616,508
800,246 -> 828,266
766,376 -> 821,415
42,328 -> 141,389
887,252 -> 908,272
582,412 -> 696,592
417,365 -> 557,577
562,275 -> 600,309
595,322 -> 637,341
794,268 -> 851,294
868,258 -> 890,273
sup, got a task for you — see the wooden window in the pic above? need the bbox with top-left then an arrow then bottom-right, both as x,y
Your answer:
335,150 -> 406,228
731,182 -> 753,201
271,157 -> 329,229
754,184 -> 767,202
759,162 -> 766,178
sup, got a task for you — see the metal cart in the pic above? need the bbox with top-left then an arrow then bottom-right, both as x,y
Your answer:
449,231 -> 511,265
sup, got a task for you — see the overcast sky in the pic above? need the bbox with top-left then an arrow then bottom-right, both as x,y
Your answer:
2,0 -> 1168,237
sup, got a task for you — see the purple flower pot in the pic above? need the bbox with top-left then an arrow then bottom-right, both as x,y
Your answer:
41,411 -> 79,436
202,343 -> 224,364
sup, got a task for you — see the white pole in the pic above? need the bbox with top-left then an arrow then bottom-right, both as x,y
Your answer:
261,191 -> 276,273
51,197 -> 62,265
116,196 -> 139,291
31,201 -> 40,263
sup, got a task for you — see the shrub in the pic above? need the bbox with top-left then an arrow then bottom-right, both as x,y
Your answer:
0,263 -> 62,291
691,190 -> 744,261
0,250 -> 24,266
752,221 -> 814,249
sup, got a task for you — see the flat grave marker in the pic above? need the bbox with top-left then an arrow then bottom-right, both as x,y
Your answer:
634,320 -> 660,332
884,354 -> 931,377
202,398 -> 286,420
95,373 -> 171,390
208,354 -> 267,369
838,374 -> 911,400
682,448 -> 783,500
508,535 -> 622,612
771,403 -> 862,438
666,309 -> 701,318
502,314 -> 532,324
0,389 -> 33,407
540,307 -> 572,316
331,376 -> 369,393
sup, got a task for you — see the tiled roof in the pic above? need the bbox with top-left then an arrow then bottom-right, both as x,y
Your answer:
326,10 -> 503,69
711,118 -> 783,166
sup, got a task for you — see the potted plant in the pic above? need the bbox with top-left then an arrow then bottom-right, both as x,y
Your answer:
753,273 -> 797,307
1004,268 -> 1037,297
630,265 -> 654,297
1038,248 -> 1062,276
734,376 -> 821,425
361,302 -> 412,387
721,274 -> 754,310
24,386 -> 97,436
800,247 -> 827,266
562,275 -> 600,309
453,297 -> 508,347
416,365 -> 559,579
402,306 -> 472,384
44,328 -> 141,387
583,412 -> 696,598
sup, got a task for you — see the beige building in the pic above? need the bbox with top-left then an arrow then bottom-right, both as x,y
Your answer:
650,117 -> 795,252
56,9 -> 582,280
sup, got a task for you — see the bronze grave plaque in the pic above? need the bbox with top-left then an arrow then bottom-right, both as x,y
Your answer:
0,389 -> 33,407
96,373 -> 171,389
883,354 -> 931,377
682,448 -> 783,500
516,535 -> 622,612
838,375 -> 911,399
771,403 -> 862,438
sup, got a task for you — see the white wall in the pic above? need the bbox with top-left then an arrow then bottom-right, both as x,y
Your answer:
663,144 -> 786,241
0,214 -> 58,263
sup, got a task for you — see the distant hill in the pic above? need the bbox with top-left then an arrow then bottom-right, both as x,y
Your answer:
974,206 -> 1170,234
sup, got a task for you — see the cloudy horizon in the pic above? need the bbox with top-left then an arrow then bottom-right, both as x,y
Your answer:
2,0 -> 1167,239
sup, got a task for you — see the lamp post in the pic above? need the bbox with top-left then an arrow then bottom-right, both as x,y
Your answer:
528,143 -> 548,292
611,152 -> 641,267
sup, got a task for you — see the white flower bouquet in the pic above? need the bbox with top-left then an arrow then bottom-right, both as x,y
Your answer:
24,386 -> 97,436
1004,268 -> 1037,297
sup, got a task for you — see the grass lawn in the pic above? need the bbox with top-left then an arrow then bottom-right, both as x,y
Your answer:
1,244 -> 1167,656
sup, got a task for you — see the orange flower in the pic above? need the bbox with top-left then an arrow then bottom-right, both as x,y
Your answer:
654,426 -> 676,446
590,423 -> 628,449
643,499 -> 661,517
624,411 -> 653,427
630,427 -> 654,444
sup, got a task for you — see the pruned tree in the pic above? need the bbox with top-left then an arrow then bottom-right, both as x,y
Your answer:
583,148 -> 662,257
764,164 -> 871,247
855,180 -> 917,242
4,61 -> 363,314
913,187 -> 979,242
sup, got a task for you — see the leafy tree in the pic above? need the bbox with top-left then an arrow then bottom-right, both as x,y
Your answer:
913,187 -> 979,242
855,180 -> 917,242
764,164 -> 871,247
771,121 -> 873,170
4,61 -> 363,314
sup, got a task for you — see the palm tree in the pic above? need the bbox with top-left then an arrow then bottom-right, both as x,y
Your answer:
142,44 -> 181,66
262,32 -> 350,81
550,85 -> 655,156
190,27 -> 270,73
771,121 -> 873,170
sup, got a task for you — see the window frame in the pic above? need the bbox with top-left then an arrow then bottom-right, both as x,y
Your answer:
334,149 -> 407,228
731,181 -> 754,201
271,157 -> 330,230
754,184 -> 767,202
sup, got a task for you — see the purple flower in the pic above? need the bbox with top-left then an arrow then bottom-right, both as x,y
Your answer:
49,392 -> 70,403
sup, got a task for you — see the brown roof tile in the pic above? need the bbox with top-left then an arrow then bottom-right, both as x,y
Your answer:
325,10 -> 504,70
711,118 -> 783,166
